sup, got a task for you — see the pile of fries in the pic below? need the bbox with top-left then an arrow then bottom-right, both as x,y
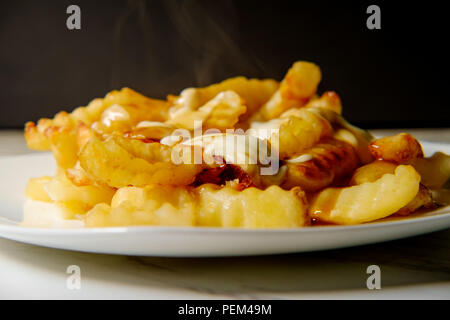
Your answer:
24,61 -> 450,228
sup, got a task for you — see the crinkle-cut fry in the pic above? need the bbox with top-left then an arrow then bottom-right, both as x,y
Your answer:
27,111 -> 88,168
277,108 -> 332,159
25,176 -> 52,202
85,184 -> 308,228
280,61 -> 322,100
25,88 -> 169,151
282,139 -> 359,191
411,152 -> 450,189
79,136 -> 202,188
72,87 -> 169,128
47,126 -> 79,169
249,108 -> 332,159
24,120 -> 52,150
369,133 -> 424,163
52,111 -> 73,127
99,88 -> 169,123
309,165 -> 421,225
65,165 -> 93,187
196,184 -> 308,228
24,111 -> 75,151
349,161 -> 434,216
253,90 -> 303,121
305,91 -> 342,115
85,185 -> 197,227
28,172 -> 116,218
45,173 -> 115,206
168,91 -> 247,131
70,98 -> 104,124
90,89 -> 170,135
112,135 -> 173,162
169,77 -> 278,119
349,160 -> 397,186
350,160 -> 434,216
256,61 -> 321,120
76,122 -> 94,150
90,103 -> 132,134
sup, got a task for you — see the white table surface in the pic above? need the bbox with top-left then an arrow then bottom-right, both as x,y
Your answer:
0,129 -> 449,300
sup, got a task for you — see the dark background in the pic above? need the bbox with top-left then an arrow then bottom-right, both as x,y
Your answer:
1,0 -> 449,129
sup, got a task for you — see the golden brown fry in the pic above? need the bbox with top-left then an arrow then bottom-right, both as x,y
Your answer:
79,136 -> 202,188
369,133 -> 424,163
309,165 -> 421,225
76,122 -> 94,150
249,107 -> 332,160
256,61 -> 321,120
168,91 -> 247,131
25,112 -> 76,152
254,90 -> 303,121
45,173 -> 115,206
169,77 -> 278,119
102,88 -> 169,123
71,98 -> 105,125
349,161 -> 434,216
47,126 -> 79,169
85,185 -> 196,227
282,139 -> 359,191
25,88 -> 170,151
91,88 -> 170,135
25,176 -> 52,202
280,61 -> 322,101
112,135 -> 173,162
196,184 -> 308,228
42,173 -> 115,218
305,91 -> 342,115
65,166 -> 93,187
349,160 -> 397,186
278,108 -> 332,159
24,120 -> 52,150
24,61 -> 450,230
85,184 -> 308,228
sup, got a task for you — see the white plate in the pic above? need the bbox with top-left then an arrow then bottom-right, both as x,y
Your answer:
0,142 -> 449,257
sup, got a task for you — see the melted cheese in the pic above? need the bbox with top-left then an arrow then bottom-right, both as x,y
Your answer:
136,121 -> 173,129
100,104 -> 130,127
179,133 -> 279,184
285,154 -> 314,163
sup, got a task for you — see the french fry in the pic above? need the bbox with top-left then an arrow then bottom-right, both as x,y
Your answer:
309,165 -> 421,224
256,61 -> 321,120
79,136 -> 202,188
369,133 -> 424,163
282,139 -> 359,191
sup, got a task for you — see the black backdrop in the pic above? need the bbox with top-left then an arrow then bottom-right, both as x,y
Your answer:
1,0 -> 449,128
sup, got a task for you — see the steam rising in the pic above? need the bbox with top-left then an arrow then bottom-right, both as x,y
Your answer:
111,0 -> 264,95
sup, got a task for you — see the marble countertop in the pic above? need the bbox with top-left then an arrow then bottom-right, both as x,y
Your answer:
0,129 -> 449,299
